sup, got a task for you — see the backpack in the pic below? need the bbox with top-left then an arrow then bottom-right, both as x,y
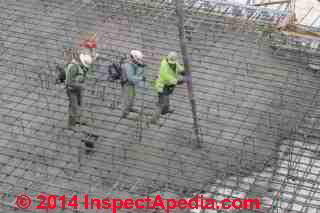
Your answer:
55,64 -> 66,84
107,57 -> 127,83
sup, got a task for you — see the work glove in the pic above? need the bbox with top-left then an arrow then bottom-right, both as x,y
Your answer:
177,75 -> 185,85
177,79 -> 184,85
180,71 -> 187,76
158,87 -> 164,93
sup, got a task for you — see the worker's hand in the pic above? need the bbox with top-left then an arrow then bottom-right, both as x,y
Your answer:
180,71 -> 187,76
177,79 -> 184,85
143,83 -> 149,92
177,75 -> 185,85
158,87 -> 164,93
170,79 -> 178,85
76,75 -> 85,83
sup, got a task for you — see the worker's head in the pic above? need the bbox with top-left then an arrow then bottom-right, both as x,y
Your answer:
79,52 -> 93,68
80,39 -> 97,49
79,32 -> 97,49
130,50 -> 144,65
167,51 -> 178,65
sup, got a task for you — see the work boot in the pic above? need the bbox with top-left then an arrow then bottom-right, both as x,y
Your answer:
121,111 -> 129,118
68,117 -> 77,128
85,141 -> 95,155
66,126 -> 77,132
149,117 -> 158,125
148,111 -> 161,126
161,109 -> 174,115
66,121 -> 77,132
75,121 -> 87,126
84,141 -> 94,148
129,108 -> 139,113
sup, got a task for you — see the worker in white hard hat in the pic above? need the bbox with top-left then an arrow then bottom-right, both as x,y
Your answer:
150,51 -> 185,124
120,50 -> 146,118
65,48 -> 93,128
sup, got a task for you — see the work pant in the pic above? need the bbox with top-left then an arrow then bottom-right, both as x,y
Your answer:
121,83 -> 136,117
66,85 -> 83,127
151,85 -> 174,123
158,93 -> 170,114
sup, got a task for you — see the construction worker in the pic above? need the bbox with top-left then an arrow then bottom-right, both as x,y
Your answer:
79,37 -> 98,79
150,51 -> 185,124
65,48 -> 93,128
121,50 -> 146,118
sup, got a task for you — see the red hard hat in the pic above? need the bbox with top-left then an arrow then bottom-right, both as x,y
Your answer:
80,39 -> 96,49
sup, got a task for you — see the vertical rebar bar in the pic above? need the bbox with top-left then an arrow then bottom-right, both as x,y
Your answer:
175,0 -> 201,147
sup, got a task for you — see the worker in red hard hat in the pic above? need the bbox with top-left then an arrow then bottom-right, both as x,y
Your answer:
65,48 -> 93,128
79,34 -> 98,79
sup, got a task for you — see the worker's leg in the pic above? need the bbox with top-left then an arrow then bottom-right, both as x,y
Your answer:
121,83 -> 129,117
161,94 -> 170,114
74,86 -> 83,124
161,92 -> 175,115
77,86 -> 82,106
121,83 -> 136,118
160,85 -> 175,114
127,84 -> 136,112
150,93 -> 164,124
67,88 -> 78,127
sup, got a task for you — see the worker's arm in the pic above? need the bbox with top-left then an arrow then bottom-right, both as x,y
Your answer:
176,62 -> 184,74
66,64 -> 79,85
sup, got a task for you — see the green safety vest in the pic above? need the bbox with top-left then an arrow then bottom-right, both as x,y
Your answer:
154,58 -> 184,93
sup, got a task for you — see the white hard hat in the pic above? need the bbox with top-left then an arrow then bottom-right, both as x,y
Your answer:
80,53 -> 93,68
167,51 -> 178,64
130,50 -> 144,64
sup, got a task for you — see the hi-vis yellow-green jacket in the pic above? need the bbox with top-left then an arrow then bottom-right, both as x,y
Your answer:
155,58 -> 184,93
